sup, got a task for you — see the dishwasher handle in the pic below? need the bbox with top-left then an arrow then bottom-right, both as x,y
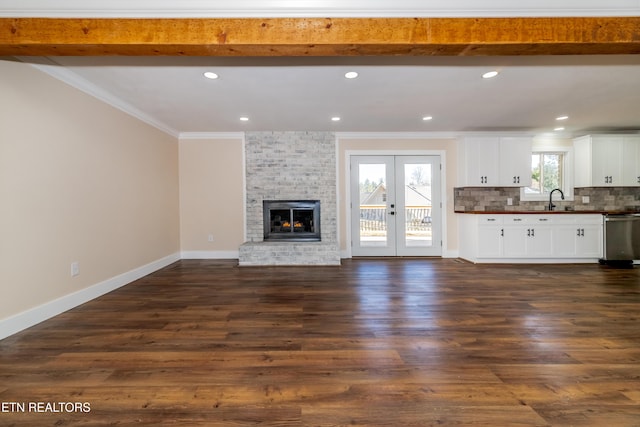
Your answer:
605,215 -> 640,222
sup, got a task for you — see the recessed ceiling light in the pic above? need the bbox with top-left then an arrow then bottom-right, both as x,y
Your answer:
422,116 -> 433,121
344,71 -> 358,79
239,117 -> 249,122
331,117 -> 341,122
203,72 -> 219,79
554,127 -> 565,131
556,115 -> 569,121
482,70 -> 499,79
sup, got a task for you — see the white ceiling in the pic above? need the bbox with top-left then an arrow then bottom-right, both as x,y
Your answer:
20,55 -> 640,138
7,1 -> 640,137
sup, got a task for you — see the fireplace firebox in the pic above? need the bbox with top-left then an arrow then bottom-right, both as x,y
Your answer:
263,200 -> 321,241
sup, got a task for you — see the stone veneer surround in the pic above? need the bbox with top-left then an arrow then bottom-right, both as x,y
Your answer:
239,131 -> 340,266
454,187 -> 640,212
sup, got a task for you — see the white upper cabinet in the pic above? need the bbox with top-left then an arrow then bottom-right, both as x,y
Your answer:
499,138 -> 533,187
458,137 -> 532,187
574,134 -> 640,187
622,137 -> 640,186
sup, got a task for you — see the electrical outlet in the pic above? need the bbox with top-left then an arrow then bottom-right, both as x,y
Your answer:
507,198 -> 513,206
208,234 -> 214,242
582,196 -> 590,204
70,262 -> 80,277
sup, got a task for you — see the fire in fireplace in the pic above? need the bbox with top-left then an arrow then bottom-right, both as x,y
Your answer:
263,200 -> 321,241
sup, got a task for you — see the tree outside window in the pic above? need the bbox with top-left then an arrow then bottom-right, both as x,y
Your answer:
526,152 -> 563,194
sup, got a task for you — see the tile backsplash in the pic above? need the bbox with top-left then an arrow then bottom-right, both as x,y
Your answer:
454,187 -> 640,212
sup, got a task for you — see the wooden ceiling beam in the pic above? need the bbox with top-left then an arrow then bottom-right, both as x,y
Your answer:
1,17 -> 639,56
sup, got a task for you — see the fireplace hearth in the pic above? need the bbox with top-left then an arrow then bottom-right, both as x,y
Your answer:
263,200 -> 321,241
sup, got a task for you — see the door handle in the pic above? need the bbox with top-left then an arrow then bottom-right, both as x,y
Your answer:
389,211 -> 395,215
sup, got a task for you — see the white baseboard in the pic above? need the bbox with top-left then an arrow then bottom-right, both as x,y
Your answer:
181,250 -> 240,259
0,252 -> 180,340
443,250 -> 459,258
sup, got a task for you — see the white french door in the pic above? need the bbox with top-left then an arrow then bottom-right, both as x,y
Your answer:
350,155 -> 442,257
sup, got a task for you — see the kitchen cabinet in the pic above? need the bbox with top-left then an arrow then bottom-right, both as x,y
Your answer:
574,135 -> 640,187
458,137 -> 532,187
553,216 -> 603,258
622,137 -> 640,186
499,138 -> 533,187
502,216 -> 553,258
458,213 -> 603,263
458,137 -> 500,186
476,216 -> 503,258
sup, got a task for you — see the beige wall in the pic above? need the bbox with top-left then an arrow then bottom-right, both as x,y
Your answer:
179,137 -> 245,254
337,137 -> 459,255
177,136 -> 461,257
0,58 -> 464,333
0,59 -> 180,322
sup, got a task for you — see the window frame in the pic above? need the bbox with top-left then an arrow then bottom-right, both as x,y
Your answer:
520,144 -> 574,202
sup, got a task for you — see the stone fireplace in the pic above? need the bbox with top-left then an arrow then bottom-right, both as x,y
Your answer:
238,131 -> 340,266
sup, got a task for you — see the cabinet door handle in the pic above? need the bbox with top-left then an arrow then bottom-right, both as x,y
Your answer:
517,176 -> 520,183
577,228 -> 581,236
539,218 -> 548,222
581,228 -> 585,237
500,229 -> 504,237
527,229 -> 531,237
513,176 -> 517,184
531,228 -> 535,237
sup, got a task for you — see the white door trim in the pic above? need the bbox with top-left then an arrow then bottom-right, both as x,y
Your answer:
344,149 -> 448,259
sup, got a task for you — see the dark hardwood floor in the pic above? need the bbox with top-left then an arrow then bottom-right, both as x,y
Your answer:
1,259 -> 639,426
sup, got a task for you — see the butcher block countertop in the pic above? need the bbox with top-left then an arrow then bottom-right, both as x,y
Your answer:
455,210 -> 639,215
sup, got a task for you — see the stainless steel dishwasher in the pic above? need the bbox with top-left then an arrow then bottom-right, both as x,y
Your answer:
600,213 -> 640,265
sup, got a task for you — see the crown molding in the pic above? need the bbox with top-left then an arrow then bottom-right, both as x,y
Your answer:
1,0 -> 638,17
16,56 -> 179,138
179,132 -> 245,140
335,131 -> 547,140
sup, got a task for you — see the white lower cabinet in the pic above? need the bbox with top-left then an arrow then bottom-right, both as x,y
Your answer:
553,222 -> 603,258
459,214 -> 603,263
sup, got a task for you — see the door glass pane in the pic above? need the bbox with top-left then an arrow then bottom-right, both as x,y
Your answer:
359,163 -> 387,247
404,163 -> 432,247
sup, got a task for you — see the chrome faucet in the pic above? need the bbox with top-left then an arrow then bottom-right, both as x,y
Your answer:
548,188 -> 565,211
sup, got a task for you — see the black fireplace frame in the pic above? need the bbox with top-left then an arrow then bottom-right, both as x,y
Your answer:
263,200 -> 321,242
